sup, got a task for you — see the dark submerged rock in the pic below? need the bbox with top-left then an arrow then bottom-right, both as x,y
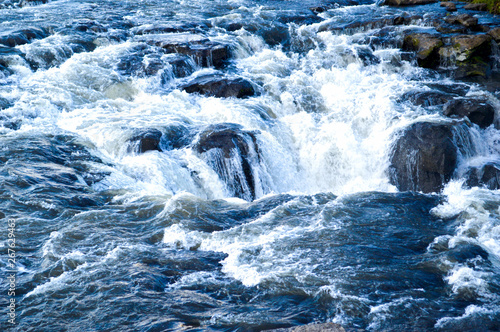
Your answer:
128,125 -> 192,153
0,97 -> 11,110
401,90 -> 455,107
465,162 -> 500,189
442,98 -> 495,128
389,122 -> 464,193
181,75 -> 257,98
0,27 -> 50,47
195,123 -> 260,201
129,129 -> 163,153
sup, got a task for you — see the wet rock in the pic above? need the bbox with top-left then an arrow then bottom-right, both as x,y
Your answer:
181,75 -> 257,98
0,27 -> 50,47
134,22 -> 211,35
443,98 -> 495,128
161,124 -> 192,150
401,90 -> 455,107
310,6 -> 327,14
21,0 -> 49,5
149,33 -> 230,69
440,1 -> 457,12
389,122 -> 463,193
356,47 -> 380,65
116,44 -> 195,81
0,97 -> 11,110
444,14 -> 478,28
436,23 -> 467,34
129,129 -> 163,153
487,27 -> 500,42
320,17 -> 406,34
403,33 -> 443,68
382,0 -> 437,6
165,55 -> 195,78
72,20 -> 107,33
0,45 -> 24,77
464,3 -> 488,11
266,323 -> 346,332
261,24 -> 290,47
439,34 -> 492,78
195,123 -> 260,201
465,162 -> 500,189
128,126 -> 192,153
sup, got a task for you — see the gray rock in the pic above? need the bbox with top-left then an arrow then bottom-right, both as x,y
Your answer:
402,33 -> 443,68
195,123 -> 260,201
181,75 -> 257,99
443,98 -> 495,128
444,14 -> 478,28
389,122 -> 467,193
465,162 -> 500,189
464,3 -> 488,11
440,1 -> 457,12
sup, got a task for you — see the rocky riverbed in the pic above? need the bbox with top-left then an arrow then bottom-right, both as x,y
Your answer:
1,0 -> 500,331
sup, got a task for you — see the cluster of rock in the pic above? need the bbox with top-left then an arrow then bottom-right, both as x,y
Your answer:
377,0 -> 500,193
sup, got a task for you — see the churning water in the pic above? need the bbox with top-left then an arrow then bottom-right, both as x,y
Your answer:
1,0 -> 500,331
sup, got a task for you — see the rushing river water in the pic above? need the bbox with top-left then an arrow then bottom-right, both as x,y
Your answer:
1,0 -> 500,331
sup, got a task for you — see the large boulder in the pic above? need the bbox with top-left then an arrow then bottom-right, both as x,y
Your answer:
442,98 -> 495,128
402,33 -> 443,68
195,123 -> 260,201
389,122 -> 465,193
181,75 -> 257,98
438,34 -> 492,78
